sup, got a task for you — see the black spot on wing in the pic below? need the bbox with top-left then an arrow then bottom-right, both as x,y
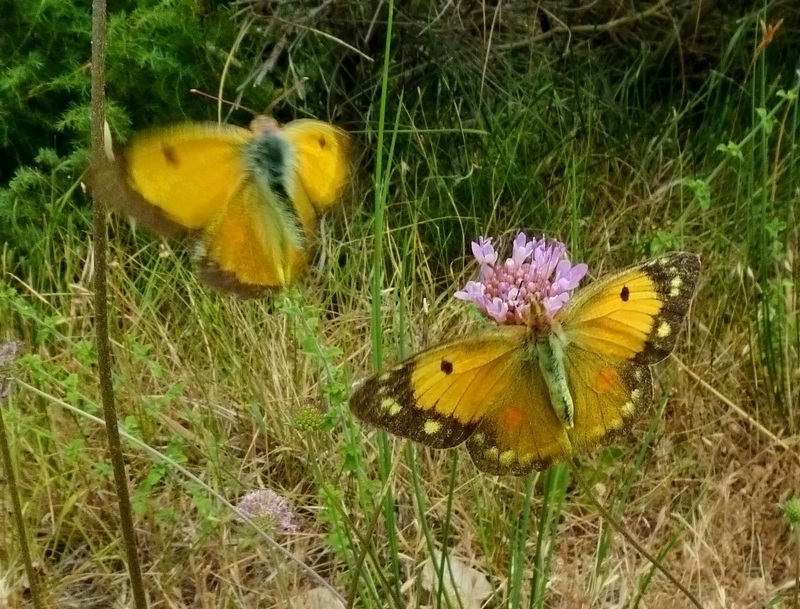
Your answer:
620,286 -> 630,302
349,360 -> 477,449
161,143 -> 179,166
440,359 -> 453,374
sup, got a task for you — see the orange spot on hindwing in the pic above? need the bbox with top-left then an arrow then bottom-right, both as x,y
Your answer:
595,368 -> 617,393
500,406 -> 525,428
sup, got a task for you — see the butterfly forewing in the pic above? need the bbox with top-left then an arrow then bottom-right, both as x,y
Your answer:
282,120 -> 351,215
349,330 -> 526,450
561,252 -> 700,365
124,124 -> 251,232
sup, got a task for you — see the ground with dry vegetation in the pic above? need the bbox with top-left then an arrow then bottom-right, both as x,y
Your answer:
2,1 -> 799,608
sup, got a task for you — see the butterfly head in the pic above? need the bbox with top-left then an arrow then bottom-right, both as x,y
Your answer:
250,115 -> 281,134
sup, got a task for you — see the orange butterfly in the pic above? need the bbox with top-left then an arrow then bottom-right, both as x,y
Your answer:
350,243 -> 700,475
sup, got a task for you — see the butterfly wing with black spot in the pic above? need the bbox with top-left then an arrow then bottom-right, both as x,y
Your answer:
349,326 -> 574,474
350,329 -> 524,448
558,252 -> 700,451
280,120 -> 351,220
93,124 -> 252,236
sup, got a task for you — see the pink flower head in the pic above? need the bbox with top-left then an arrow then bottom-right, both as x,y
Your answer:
236,489 -> 299,533
454,232 -> 588,325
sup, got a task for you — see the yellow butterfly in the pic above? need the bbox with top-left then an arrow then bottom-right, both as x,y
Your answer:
89,116 -> 351,296
349,251 -> 700,475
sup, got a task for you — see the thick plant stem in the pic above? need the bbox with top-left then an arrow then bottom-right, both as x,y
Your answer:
89,0 -> 148,606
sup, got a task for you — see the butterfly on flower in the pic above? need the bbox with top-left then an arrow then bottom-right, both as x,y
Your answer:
349,233 -> 700,475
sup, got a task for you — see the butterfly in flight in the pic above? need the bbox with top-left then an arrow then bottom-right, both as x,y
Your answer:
89,116 -> 351,296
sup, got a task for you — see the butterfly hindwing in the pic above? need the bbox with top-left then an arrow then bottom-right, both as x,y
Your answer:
195,181 -> 305,296
564,352 -> 652,453
465,358 -> 572,475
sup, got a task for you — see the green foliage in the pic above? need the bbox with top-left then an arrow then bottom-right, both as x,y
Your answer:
685,178 -> 712,211
0,0 -> 249,286
716,140 -> 745,161
783,496 -> 800,528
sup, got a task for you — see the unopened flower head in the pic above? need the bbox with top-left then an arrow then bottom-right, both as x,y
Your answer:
236,489 -> 299,533
783,496 -> 800,529
455,232 -> 588,325
293,405 -> 326,432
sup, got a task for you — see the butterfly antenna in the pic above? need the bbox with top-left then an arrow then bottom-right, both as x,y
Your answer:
189,89 -> 258,116
265,77 -> 310,114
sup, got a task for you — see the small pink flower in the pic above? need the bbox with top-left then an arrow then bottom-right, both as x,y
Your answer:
237,489 -> 299,533
471,236 -> 498,265
455,232 -> 588,324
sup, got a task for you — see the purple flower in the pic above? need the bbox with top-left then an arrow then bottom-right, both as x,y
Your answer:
236,489 -> 299,533
455,232 -> 588,324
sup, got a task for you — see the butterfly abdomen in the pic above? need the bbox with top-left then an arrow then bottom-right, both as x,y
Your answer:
533,329 -> 575,429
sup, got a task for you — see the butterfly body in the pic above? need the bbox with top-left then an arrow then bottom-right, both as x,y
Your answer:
350,252 -> 700,475
533,320 -> 575,428
89,118 -> 350,296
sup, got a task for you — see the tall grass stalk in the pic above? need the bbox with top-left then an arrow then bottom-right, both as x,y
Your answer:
530,463 -> 569,607
0,343 -> 45,608
509,474 -> 536,607
89,0 -> 147,604
367,0 -> 405,603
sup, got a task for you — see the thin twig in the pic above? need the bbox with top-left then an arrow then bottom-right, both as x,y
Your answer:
495,2 -> 668,52
0,342 -> 46,608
